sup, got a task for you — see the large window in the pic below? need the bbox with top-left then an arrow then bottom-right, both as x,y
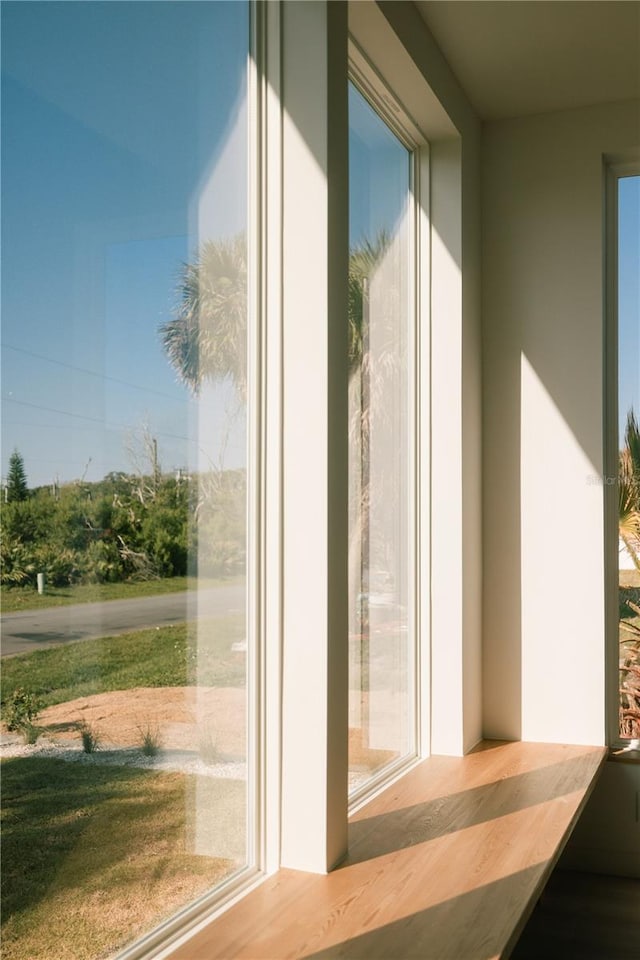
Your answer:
347,78 -> 417,795
615,173 -> 640,746
2,4 -> 438,957
1,2 -> 258,957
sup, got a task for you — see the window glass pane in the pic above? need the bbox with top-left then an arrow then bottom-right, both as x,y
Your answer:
617,174 -> 640,743
348,82 -> 415,793
1,2 -> 253,957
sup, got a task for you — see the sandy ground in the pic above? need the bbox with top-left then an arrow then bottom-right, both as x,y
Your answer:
37,686 -> 246,754
0,686 -> 247,779
1,685 -> 405,789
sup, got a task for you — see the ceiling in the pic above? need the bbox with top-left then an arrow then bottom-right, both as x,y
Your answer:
415,1 -> 640,120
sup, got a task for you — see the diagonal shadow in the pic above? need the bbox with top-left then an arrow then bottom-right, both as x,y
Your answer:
300,863 -> 545,959
345,754 -> 596,866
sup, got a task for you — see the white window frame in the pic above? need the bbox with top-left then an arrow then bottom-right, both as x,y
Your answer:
124,0 -> 472,952
346,45 -> 431,811
604,157 -> 640,753
120,2 -> 274,956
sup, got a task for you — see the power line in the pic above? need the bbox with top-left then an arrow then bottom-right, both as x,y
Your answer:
2,418 -> 106,432
2,342 -> 194,404
4,396 -> 109,425
0,457 -> 105,474
2,396 -> 196,445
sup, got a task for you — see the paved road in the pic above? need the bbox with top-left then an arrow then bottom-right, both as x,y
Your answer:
0,585 -> 245,657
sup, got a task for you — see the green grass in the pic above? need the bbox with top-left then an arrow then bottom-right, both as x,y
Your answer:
0,577 -> 201,614
1,756 -> 243,960
1,617 -> 246,715
0,604 -> 247,958
1,576 -> 242,614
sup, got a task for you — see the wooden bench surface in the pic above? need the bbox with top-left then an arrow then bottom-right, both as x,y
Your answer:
170,740 -> 606,960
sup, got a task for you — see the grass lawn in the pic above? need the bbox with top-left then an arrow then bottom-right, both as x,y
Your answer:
1,576 -> 242,614
1,756 -> 244,960
1,618 -> 248,959
1,618 -> 246,715
0,576 -> 195,614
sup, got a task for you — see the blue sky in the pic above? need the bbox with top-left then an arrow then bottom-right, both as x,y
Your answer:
1,1 -> 248,487
349,83 -> 409,250
618,174 -> 640,440
1,4 -> 638,487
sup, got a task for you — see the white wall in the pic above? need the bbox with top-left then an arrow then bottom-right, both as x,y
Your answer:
482,100 -> 640,744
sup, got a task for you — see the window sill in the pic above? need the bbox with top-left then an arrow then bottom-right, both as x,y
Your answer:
166,740 -> 606,960
609,742 -> 640,763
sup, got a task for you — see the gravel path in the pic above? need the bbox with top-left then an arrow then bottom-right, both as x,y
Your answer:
0,731 -> 247,780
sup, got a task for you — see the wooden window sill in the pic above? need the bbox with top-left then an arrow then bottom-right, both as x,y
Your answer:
609,744 -> 640,763
169,740 -> 606,960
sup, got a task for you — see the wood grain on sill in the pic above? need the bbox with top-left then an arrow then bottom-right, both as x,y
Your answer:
169,740 -> 606,960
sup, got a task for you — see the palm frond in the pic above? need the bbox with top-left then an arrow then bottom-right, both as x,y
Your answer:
160,234 -> 247,397
625,408 -> 640,478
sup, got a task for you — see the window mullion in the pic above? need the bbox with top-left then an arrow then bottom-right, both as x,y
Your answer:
279,0 -> 349,873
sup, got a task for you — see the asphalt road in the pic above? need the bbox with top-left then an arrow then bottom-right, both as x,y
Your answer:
0,584 -> 245,657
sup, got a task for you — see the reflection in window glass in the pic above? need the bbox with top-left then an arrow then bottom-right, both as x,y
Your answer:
0,3 -> 253,957
348,82 -> 415,793
617,174 -> 640,743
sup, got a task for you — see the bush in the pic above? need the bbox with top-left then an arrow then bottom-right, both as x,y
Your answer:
33,544 -> 81,586
21,721 -> 42,745
138,724 -> 162,757
0,538 -> 33,586
77,540 -> 123,584
3,687 -> 42,731
0,537 -> 81,587
79,722 -> 100,753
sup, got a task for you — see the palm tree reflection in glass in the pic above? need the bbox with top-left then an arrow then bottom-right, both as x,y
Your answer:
160,230 -> 409,776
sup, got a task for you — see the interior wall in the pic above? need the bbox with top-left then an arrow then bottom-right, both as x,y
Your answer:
482,100 -> 640,744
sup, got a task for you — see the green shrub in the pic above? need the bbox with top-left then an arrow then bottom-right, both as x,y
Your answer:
21,721 -> 42,745
79,722 -> 100,753
3,687 -> 42,731
78,540 -> 123,584
138,724 -> 162,757
0,538 -> 32,586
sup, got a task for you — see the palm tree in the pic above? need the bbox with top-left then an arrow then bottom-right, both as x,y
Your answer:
162,231 -> 391,398
161,230 -> 399,611
618,409 -> 640,739
348,233 -> 389,371
160,234 -> 247,399
620,409 -> 640,569
346,231 -> 394,585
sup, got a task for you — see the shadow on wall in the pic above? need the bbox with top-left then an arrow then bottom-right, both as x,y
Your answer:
482,106 -> 640,743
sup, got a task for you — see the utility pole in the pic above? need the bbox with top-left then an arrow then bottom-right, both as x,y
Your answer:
153,437 -> 159,492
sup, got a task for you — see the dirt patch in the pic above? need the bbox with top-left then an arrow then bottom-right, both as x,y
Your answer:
35,686 -> 246,760
4,686 -> 400,777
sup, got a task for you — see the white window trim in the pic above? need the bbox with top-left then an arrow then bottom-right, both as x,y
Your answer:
279,0 -> 350,874
604,156 -> 640,753
117,2 -> 274,956
346,48 -> 431,812
122,0 -> 473,952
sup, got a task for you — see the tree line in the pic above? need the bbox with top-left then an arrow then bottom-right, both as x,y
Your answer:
1,452 -> 245,588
